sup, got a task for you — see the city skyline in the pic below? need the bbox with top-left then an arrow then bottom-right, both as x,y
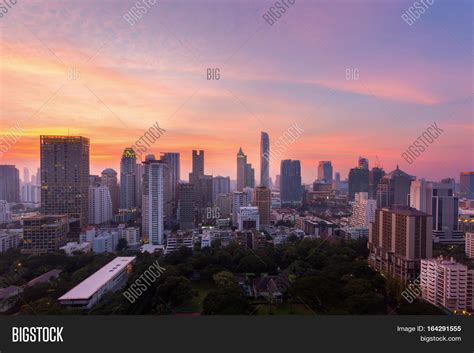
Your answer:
0,0 -> 472,182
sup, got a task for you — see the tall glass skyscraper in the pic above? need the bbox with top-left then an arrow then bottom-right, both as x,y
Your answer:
317,161 -> 333,184
280,159 -> 302,205
120,147 -> 137,210
260,132 -> 270,188
40,135 -> 90,227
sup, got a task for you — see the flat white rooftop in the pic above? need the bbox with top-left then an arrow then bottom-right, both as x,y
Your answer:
58,256 -> 135,301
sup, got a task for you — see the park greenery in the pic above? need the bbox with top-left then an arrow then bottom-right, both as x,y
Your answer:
0,237 -> 445,315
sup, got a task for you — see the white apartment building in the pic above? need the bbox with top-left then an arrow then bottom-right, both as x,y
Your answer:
0,230 -> 20,252
466,232 -> 474,259
122,227 -> 140,247
60,241 -> 91,255
238,206 -> 260,231
89,185 -> 113,225
232,191 -> 251,226
92,231 -> 119,253
350,192 -> 376,228
0,200 -> 11,224
420,256 -> 473,313
142,157 -> 165,245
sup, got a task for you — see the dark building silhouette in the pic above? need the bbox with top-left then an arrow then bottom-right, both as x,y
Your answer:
0,165 -> 20,202
280,159 -> 302,205
348,167 -> 369,201
376,165 -> 413,208
40,136 -> 89,227
120,147 -> 138,210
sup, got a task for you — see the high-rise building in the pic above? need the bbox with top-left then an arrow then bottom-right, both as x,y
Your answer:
89,185 -> 112,225
466,232 -> 474,259
23,167 -> 29,185
332,172 -> 341,191
253,186 -> 271,229
232,191 -> 251,226
368,206 -> 432,283
236,148 -> 254,191
160,153 -> 180,227
260,132 -> 270,188
101,168 -> 119,215
120,147 -> 137,210
21,183 -> 40,204
22,215 -> 69,254
177,182 -> 196,230
460,172 -> 474,199
376,166 -> 413,208
420,257 -> 474,313
369,167 -> 385,199
275,175 -> 281,191
280,159 -> 302,205
189,150 -> 204,184
238,206 -> 260,231
410,179 -> 463,244
317,161 -> 333,184
142,155 -> 165,245
349,192 -> 376,228
40,136 -> 90,227
0,165 -> 20,202
212,176 -> 230,204
160,152 -> 180,202
0,200 -> 12,224
358,157 -> 369,170
215,193 -> 232,218
348,167 -> 369,201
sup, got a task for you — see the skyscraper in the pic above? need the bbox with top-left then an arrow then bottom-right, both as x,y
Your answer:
368,206 -> 432,283
260,132 -> 270,188
236,148 -> 254,191
189,150 -> 204,184
253,186 -> 271,229
212,176 -> 230,203
369,167 -> 385,199
460,172 -> 474,199
358,157 -> 369,170
101,168 -> 119,215
232,191 -> 251,226
160,153 -> 180,202
280,159 -> 302,205
23,167 -> 29,185
348,167 -> 369,201
376,165 -> 413,208
89,185 -> 112,225
40,136 -> 90,227
120,147 -> 137,210
160,153 -> 180,226
0,165 -> 20,202
177,182 -> 196,230
142,155 -> 165,245
410,179 -> 463,244
317,161 -> 333,184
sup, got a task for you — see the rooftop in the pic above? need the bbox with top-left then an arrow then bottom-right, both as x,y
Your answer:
58,257 -> 135,301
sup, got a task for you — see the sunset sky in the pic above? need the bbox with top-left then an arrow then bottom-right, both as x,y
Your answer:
0,0 -> 472,183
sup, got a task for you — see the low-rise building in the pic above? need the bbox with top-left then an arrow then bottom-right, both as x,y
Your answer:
420,256 -> 473,313
60,242 -> 92,255
165,233 -> 194,254
22,215 -> 69,255
0,230 -> 21,252
58,256 -> 136,309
